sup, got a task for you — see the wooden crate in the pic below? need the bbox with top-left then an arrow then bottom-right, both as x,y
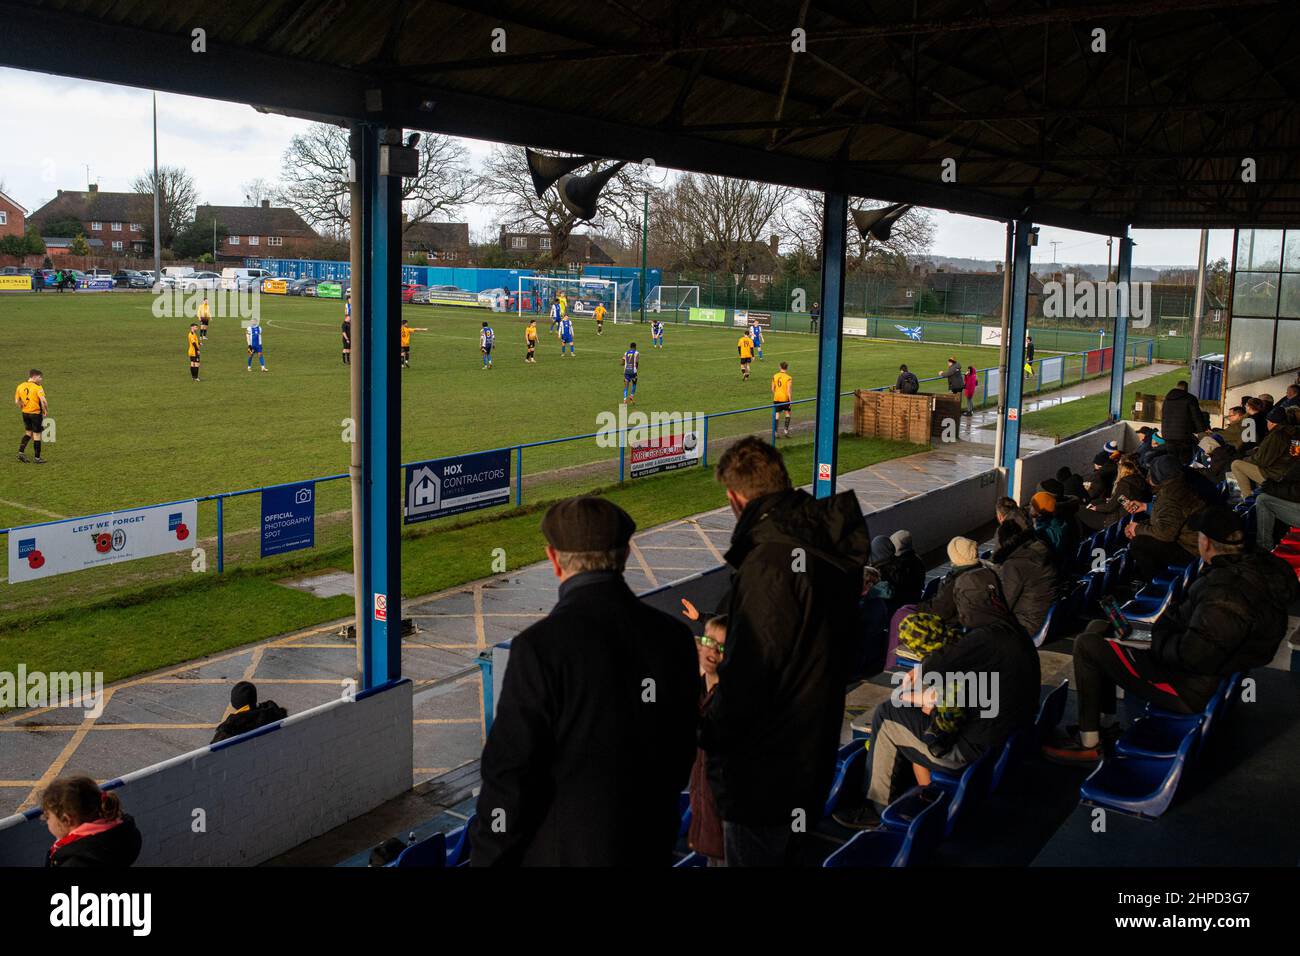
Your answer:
931,394 -> 963,436
855,389 -> 936,444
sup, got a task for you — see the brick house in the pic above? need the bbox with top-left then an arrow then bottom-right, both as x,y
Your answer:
499,228 -> 613,268
0,189 -> 27,239
403,221 -> 470,262
195,201 -> 318,259
28,184 -> 151,254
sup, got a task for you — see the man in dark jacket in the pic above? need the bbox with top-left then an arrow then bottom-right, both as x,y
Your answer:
1160,380 -> 1209,464
1124,454 -> 1207,580
1045,508 -> 1298,764
836,568 -> 1040,827
1080,455 -> 1148,531
472,497 -> 699,866
944,358 -> 964,395
1253,455 -> 1300,550
1230,405 -> 1296,496
700,437 -> 868,866
883,528 -> 926,606
894,364 -> 919,394
990,508 -> 1057,637
211,681 -> 288,743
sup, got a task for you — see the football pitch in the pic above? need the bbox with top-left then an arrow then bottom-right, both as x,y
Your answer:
0,291 -> 1008,531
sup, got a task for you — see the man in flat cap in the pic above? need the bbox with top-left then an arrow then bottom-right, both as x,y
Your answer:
472,496 -> 698,866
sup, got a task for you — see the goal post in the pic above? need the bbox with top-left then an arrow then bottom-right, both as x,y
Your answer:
644,284 -> 700,318
517,274 -> 623,324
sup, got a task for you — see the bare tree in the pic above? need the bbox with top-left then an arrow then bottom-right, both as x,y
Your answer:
481,145 -> 649,267
240,178 -> 276,206
130,165 -> 199,247
278,123 -> 482,238
781,189 -> 934,274
651,173 -> 791,289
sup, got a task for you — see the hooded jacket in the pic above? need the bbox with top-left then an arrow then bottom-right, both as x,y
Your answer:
944,363 -> 964,391
47,815 -> 142,867
211,700 -> 289,743
1160,387 -> 1209,442
990,525 -> 1058,637
1151,551 -> 1298,689
702,488 -> 869,826
1133,474 -> 1206,554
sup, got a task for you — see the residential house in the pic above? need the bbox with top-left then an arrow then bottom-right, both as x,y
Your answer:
195,200 -> 318,260
28,184 -> 151,254
499,228 -> 614,268
403,221 -> 470,262
0,189 -> 27,240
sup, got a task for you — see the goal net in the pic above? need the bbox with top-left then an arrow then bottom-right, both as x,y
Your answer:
518,275 -> 623,324
644,284 -> 700,317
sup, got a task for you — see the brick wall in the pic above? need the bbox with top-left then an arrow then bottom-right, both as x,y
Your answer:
0,679 -> 413,867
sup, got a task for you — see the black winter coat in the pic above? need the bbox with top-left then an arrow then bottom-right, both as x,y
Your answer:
48,815 -> 142,867
1091,471 -> 1150,518
990,528 -> 1058,637
1151,551 -> 1298,695
211,700 -> 288,743
1160,387 -> 1209,442
702,489 -> 869,826
880,549 -> 926,606
1259,456 -> 1300,502
472,571 -> 699,866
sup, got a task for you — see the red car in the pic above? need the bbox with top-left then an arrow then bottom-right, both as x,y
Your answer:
402,283 -> 426,303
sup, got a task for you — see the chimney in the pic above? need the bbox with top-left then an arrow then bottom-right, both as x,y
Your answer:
995,262 -> 1003,274
57,189 -> 63,197
769,235 -> 781,256
261,199 -> 270,208
88,183 -> 98,193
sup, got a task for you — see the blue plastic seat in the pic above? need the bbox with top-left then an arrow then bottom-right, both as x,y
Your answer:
1123,673 -> 1237,759
1031,602 -> 1056,648
674,851 -> 708,867
1079,724 -> 1199,818
887,750 -> 995,838
678,791 -> 692,839
922,577 -> 941,602
989,725 -> 1035,793
823,740 -> 869,817
1120,575 -> 1180,624
822,788 -> 949,867
446,815 -> 473,867
392,831 -> 448,868
1035,679 -> 1070,741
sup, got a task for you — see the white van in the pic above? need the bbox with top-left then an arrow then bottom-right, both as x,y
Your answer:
221,267 -> 272,291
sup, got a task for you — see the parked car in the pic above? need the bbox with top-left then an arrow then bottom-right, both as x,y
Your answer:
85,268 -> 114,279
286,277 -> 319,296
181,271 -> 221,290
113,269 -> 151,289
402,283 -> 427,304
477,286 -> 510,308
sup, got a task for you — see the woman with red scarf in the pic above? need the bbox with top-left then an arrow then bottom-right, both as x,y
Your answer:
42,776 -> 142,867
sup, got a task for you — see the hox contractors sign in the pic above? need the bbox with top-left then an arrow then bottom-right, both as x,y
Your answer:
404,449 -> 510,524
8,501 -> 198,583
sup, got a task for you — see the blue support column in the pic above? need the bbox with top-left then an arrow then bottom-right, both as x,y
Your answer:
356,123 -> 403,690
1108,230 -> 1134,421
813,192 -> 848,498
998,220 -> 1033,490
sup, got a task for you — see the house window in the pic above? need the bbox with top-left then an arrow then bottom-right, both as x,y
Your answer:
267,236 -> 283,247
229,236 -> 241,245
130,223 -> 141,232
539,238 -> 552,250
112,240 -> 123,251
91,221 -> 102,231
0,211 -> 6,225
248,235 -> 260,246
111,222 -> 122,231
511,236 -> 527,249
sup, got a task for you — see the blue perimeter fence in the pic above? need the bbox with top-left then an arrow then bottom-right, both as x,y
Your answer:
0,340 -> 1154,603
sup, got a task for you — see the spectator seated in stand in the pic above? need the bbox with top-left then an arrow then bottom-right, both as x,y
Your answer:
1197,405 -> 1250,480
1083,450 -> 1118,503
1045,507 -> 1298,764
1230,405 -> 1296,498
883,536 -> 985,671
1029,491 -> 1077,570
989,506 -> 1058,637
1056,466 -> 1089,503
1080,454 -> 1149,532
883,529 -> 926,607
1252,451 -> 1300,550
833,568 -> 1040,829
41,776 -> 143,868
1122,454 -> 1207,583
211,681 -> 288,743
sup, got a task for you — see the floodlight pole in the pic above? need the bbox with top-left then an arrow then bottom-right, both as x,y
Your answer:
640,188 -> 648,323
151,91 -> 161,282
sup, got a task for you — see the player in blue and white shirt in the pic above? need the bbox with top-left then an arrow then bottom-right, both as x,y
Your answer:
245,320 -> 268,372
651,320 -> 665,349
750,321 -> 764,360
550,299 -> 562,334
621,342 -> 639,404
480,321 -> 495,369
558,316 -> 575,357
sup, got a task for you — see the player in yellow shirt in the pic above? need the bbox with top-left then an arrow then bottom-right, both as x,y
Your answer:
525,319 -> 539,363
197,297 -> 212,340
187,323 -> 202,382
399,319 -> 429,368
558,292 -> 568,319
771,361 -> 793,437
14,369 -> 48,464
737,333 -> 755,380
593,302 -> 606,336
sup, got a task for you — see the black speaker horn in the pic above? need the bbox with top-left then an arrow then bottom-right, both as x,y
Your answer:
556,161 -> 628,221
850,202 -> 912,243
525,149 -> 602,198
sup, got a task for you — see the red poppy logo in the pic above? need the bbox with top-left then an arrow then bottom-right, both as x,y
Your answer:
27,550 -> 44,569
94,533 -> 113,554
175,522 -> 189,541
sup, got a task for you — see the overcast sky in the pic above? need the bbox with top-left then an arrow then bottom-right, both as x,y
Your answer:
0,68 -> 1234,268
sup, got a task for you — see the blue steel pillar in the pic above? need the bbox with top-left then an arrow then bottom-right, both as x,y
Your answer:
355,123 -> 403,689
813,192 -> 848,498
1108,230 -> 1134,421
998,220 -> 1033,490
